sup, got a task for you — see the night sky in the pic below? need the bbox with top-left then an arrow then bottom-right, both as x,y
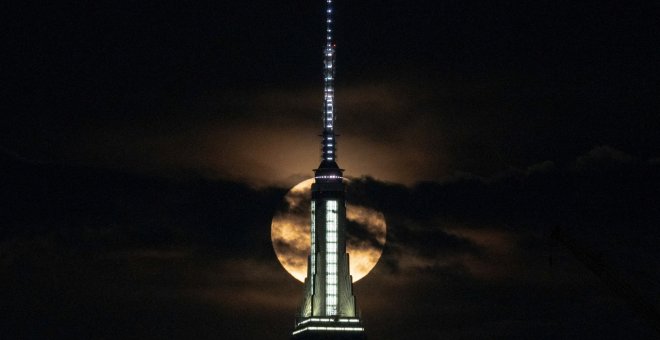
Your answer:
2,0 -> 660,339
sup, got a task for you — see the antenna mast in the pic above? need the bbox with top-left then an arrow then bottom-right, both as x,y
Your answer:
321,0 -> 337,163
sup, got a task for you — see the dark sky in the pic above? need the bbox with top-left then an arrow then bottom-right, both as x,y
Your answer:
2,0 -> 660,339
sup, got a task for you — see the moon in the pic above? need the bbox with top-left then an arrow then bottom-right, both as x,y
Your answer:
271,178 -> 386,283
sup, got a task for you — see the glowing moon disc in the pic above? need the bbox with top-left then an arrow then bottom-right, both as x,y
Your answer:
271,179 -> 386,282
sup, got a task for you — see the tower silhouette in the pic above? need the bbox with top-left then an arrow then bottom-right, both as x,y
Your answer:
291,1 -> 366,339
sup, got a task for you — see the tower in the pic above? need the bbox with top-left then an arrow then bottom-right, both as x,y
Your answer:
291,1 -> 366,339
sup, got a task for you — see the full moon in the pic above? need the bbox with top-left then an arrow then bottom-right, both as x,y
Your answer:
271,178 -> 386,283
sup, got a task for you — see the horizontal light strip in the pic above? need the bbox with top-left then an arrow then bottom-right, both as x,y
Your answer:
296,318 -> 361,326
314,175 -> 342,179
293,326 -> 365,335
297,318 -> 333,326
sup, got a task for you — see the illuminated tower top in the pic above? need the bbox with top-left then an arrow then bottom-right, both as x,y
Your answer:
320,0 -> 338,166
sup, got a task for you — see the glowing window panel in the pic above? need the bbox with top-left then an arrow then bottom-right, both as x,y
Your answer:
326,200 -> 338,315
310,201 -> 316,293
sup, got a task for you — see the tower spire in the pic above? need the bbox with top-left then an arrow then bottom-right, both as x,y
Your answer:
321,0 -> 337,164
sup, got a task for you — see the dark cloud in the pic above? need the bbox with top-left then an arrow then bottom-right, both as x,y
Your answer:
273,238 -> 308,265
1,154 -> 283,257
344,147 -> 660,338
345,219 -> 385,252
1,154 -> 297,339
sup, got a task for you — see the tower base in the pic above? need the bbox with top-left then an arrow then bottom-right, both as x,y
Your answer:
291,330 -> 366,340
291,318 -> 366,340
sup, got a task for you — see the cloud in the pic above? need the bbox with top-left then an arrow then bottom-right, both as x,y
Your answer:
343,147 -> 660,339
176,83 -> 454,186
5,80 -> 459,187
576,145 -> 636,168
347,146 -> 660,296
0,159 -> 297,338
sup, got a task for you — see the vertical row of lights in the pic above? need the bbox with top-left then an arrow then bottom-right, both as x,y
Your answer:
323,0 -> 336,162
325,200 -> 338,315
310,201 -> 316,293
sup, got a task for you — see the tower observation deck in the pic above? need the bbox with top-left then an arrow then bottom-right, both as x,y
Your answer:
291,1 -> 366,339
